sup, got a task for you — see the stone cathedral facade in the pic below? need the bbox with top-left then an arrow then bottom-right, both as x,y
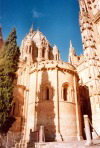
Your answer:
0,0 -> 100,147
69,0 -> 100,138
13,28 -> 82,143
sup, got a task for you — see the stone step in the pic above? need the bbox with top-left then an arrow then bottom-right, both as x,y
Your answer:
35,140 -> 100,148
35,142 -> 82,148
14,140 -> 100,148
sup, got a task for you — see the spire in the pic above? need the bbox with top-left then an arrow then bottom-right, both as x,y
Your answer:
69,40 -> 76,56
68,40 -> 76,63
29,23 -> 34,33
70,40 -> 73,48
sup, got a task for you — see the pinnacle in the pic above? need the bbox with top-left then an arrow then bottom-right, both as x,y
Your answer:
70,40 -> 73,48
29,24 -> 34,33
69,40 -> 76,57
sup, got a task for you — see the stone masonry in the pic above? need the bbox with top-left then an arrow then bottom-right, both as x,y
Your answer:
0,0 -> 100,147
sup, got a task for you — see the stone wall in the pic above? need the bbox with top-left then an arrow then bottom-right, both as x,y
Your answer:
21,61 -> 82,142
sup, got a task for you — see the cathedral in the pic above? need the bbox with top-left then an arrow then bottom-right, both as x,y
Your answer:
0,0 -> 100,147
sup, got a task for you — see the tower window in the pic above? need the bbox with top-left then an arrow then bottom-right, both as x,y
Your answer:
42,48 -> 45,58
46,87 -> 49,100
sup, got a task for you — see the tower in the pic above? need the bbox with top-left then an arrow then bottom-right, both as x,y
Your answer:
78,0 -> 100,138
0,25 -> 3,50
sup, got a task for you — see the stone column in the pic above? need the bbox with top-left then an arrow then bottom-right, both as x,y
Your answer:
24,67 -> 31,142
34,63 -> 38,131
74,74 -> 82,141
55,66 -> 62,141
84,115 -> 92,146
39,126 -> 45,143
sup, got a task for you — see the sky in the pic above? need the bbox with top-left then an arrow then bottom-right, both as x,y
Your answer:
0,0 -> 83,61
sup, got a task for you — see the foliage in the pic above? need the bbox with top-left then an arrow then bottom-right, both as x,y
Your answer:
0,28 -> 20,133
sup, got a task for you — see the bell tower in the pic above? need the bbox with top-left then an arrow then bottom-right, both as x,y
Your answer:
79,0 -> 100,138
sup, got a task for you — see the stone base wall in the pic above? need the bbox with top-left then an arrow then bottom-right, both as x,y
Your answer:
59,102 -> 77,141
35,101 -> 77,142
0,132 -> 21,148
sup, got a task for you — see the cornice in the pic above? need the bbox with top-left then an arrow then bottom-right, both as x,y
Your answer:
29,60 -> 78,77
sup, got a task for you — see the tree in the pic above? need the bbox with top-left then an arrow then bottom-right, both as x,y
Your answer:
0,28 -> 20,133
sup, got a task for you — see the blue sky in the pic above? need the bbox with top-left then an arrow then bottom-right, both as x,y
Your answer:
0,0 -> 83,61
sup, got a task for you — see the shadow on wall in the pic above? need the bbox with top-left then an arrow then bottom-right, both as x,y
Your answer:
79,85 -> 92,139
36,70 -> 56,142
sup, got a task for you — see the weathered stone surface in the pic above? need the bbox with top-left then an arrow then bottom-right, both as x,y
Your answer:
9,25 -> 82,145
0,1 -> 100,147
68,0 -> 100,139
35,140 -> 100,148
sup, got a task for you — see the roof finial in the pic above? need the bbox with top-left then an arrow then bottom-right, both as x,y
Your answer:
30,23 -> 34,33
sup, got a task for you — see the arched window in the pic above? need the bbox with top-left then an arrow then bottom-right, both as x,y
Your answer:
46,87 -> 49,100
42,48 -> 45,58
62,83 -> 68,101
36,48 -> 38,57
29,46 -> 31,53
63,87 -> 67,101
